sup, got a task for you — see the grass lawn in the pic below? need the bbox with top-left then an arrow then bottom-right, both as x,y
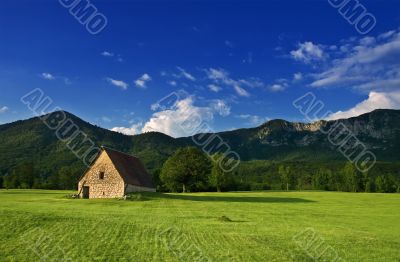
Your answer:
0,190 -> 399,261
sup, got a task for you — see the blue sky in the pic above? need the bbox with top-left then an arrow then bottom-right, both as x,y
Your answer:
1,0 -> 400,137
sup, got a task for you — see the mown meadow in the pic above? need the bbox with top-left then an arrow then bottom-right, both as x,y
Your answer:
0,190 -> 399,261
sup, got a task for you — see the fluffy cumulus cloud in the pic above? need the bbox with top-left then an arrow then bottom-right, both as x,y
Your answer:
290,42 -> 326,63
142,97 -> 229,138
135,73 -> 152,88
106,77 -> 128,90
111,122 -> 143,136
326,91 -> 400,120
0,106 -> 9,113
41,72 -> 55,80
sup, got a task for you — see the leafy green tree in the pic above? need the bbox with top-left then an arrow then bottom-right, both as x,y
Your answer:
3,173 -> 17,189
296,172 -> 311,191
342,162 -> 360,192
160,147 -> 211,192
58,167 -> 75,190
313,168 -> 332,191
364,176 -> 375,192
17,162 -> 36,189
375,176 -> 387,193
209,153 -> 234,192
278,165 -> 292,191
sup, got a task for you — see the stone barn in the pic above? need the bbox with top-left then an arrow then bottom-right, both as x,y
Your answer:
78,146 -> 155,198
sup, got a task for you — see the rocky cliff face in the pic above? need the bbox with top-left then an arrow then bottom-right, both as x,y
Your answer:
251,109 -> 400,148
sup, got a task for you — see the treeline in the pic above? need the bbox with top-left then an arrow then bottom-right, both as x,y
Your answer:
1,147 -> 400,193
0,162 -> 83,190
154,147 -> 400,193
232,160 -> 400,193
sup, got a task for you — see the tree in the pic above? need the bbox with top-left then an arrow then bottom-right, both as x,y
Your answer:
313,168 -> 332,191
209,153 -> 233,192
342,162 -> 360,192
17,162 -> 36,189
278,165 -> 292,191
58,167 -> 75,190
375,176 -> 387,193
3,173 -> 17,189
160,147 -> 211,192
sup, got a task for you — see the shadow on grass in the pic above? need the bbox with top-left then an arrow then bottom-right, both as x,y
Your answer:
142,192 -> 315,203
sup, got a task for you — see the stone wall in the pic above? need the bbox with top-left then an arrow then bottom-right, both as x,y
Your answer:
78,151 -> 125,199
126,184 -> 156,193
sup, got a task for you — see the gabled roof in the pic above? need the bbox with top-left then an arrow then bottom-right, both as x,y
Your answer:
102,147 -> 155,188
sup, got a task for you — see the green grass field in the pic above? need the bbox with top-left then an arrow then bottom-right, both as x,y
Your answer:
0,190 -> 399,261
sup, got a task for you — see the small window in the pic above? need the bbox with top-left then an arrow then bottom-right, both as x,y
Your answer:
99,172 -> 105,180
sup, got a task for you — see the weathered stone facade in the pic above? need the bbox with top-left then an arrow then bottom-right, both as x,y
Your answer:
126,184 -> 156,193
78,151 -> 125,198
78,147 -> 156,199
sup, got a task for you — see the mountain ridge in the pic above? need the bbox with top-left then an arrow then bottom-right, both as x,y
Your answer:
0,109 -> 399,178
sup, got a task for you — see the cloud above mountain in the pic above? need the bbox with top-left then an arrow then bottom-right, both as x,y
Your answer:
326,91 -> 400,120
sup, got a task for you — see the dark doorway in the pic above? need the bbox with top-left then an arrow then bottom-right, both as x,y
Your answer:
82,186 -> 90,199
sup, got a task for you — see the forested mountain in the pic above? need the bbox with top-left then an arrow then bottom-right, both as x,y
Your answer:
0,109 -> 399,190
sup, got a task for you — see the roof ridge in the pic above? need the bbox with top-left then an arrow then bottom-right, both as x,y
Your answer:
101,146 -> 138,158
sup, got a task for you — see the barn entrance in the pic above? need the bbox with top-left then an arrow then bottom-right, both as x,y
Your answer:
82,186 -> 90,199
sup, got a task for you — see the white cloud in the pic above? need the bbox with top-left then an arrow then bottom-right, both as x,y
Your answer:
326,91 -> 400,120
236,114 -> 269,126
269,78 -> 289,92
238,78 -> 264,88
41,73 -> 55,80
168,80 -> 177,86
101,51 -> 114,57
135,73 -> 152,89
294,72 -> 303,81
176,67 -> 196,81
0,106 -> 9,113
290,42 -> 326,63
206,68 -> 230,81
142,97 -> 227,138
309,29 -> 400,92
210,100 -> 231,117
205,68 -> 253,97
378,30 -> 396,40
269,84 -> 286,92
234,85 -> 250,97
208,84 -> 221,92
106,77 -> 128,90
111,122 -> 143,136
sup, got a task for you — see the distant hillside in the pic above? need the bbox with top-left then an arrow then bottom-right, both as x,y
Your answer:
0,109 -> 399,178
